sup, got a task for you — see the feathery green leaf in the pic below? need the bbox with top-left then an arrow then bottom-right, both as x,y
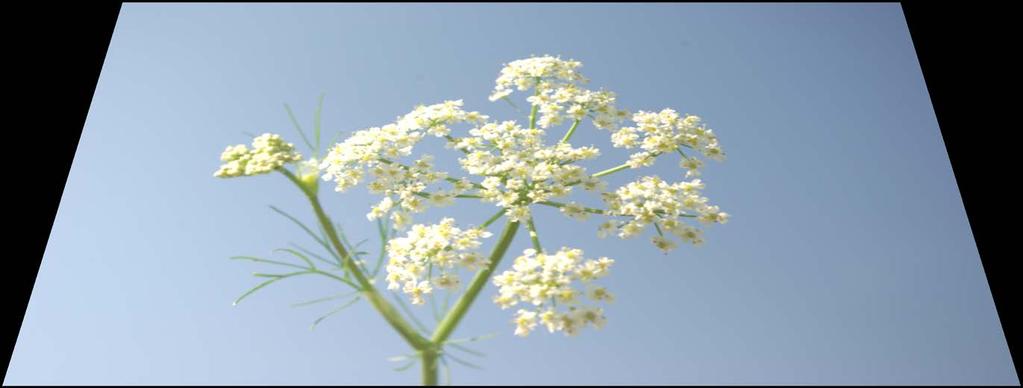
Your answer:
291,290 -> 361,308
310,297 -> 361,330
447,343 -> 486,358
314,94 -> 324,156
230,256 -> 307,270
284,102 -> 316,153
233,278 -> 280,306
391,293 -> 431,334
273,248 -> 316,269
443,352 -> 484,370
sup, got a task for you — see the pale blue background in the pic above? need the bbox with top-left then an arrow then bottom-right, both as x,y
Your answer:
6,3 -> 1017,385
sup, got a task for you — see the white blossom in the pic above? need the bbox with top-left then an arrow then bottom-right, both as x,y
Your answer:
602,176 -> 728,251
492,247 -> 614,336
386,218 -> 492,304
217,56 -> 733,342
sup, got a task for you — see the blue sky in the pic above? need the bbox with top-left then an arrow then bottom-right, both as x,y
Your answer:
6,3 -> 1017,385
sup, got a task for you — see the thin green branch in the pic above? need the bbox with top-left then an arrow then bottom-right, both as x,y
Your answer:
535,201 -> 607,215
479,209 -> 506,229
592,163 -> 631,178
373,217 -> 390,278
560,119 -> 582,143
528,77 -> 541,130
431,221 -> 520,344
525,217 -> 543,252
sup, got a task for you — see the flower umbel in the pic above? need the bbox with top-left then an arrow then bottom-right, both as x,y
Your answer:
493,247 -> 614,336
602,176 -> 729,251
216,55 -> 732,386
385,218 -> 493,304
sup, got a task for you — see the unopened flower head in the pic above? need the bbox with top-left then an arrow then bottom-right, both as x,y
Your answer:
214,133 -> 302,178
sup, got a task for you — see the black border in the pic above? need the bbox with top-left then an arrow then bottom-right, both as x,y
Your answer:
5,2 -> 123,381
902,1 -> 1019,381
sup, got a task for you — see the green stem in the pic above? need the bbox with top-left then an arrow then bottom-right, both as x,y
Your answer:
278,169 -> 432,351
560,119 -> 581,143
529,104 -> 539,130
592,163 -> 631,178
525,217 -> 543,252
421,349 -> 439,386
431,220 -> 520,345
529,81 -> 540,130
536,200 -> 607,215
566,151 -> 665,186
480,209 -> 506,229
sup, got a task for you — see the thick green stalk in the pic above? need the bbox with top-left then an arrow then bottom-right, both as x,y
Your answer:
421,349 -> 439,386
430,220 -> 520,345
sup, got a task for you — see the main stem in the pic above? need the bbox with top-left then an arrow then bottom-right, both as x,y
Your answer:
431,220 -> 519,343
421,348 -> 439,386
421,220 -> 519,385
283,169 -> 525,386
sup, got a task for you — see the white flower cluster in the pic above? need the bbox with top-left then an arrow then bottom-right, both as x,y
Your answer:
530,84 -> 630,131
214,133 -> 303,178
489,56 -> 586,102
320,100 -> 485,191
319,100 -> 487,228
452,120 -> 604,222
490,55 -> 629,132
363,155 -> 472,229
213,56 -> 732,341
611,109 -> 725,176
385,218 -> 492,305
492,247 -> 614,337
600,176 -> 729,252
